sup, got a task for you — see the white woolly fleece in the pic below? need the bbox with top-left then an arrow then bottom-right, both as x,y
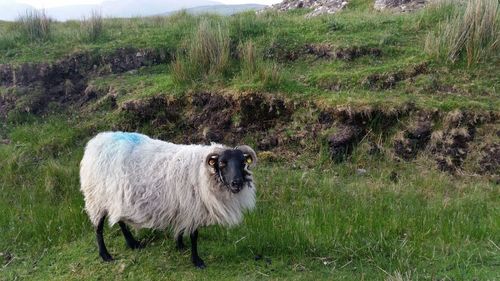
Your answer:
80,132 -> 256,237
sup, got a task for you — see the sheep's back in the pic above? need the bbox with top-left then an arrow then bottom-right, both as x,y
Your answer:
80,132 -> 213,230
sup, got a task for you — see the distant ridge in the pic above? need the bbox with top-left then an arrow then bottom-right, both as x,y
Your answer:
160,4 -> 267,16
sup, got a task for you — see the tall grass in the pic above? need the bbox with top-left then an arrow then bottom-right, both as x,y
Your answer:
239,40 -> 282,89
425,0 -> 499,66
417,0 -> 463,29
0,27 -> 19,50
16,9 -> 52,42
80,10 -> 104,41
172,19 -> 231,83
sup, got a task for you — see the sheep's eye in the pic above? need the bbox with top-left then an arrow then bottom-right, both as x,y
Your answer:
245,156 -> 252,165
208,159 -> 217,166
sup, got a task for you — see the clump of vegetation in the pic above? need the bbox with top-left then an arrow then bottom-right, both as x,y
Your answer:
172,19 -> 231,83
425,0 -> 499,66
239,40 -> 282,89
16,9 -> 52,42
80,10 -> 104,41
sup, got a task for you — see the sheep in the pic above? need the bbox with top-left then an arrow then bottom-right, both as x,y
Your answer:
79,131 -> 257,268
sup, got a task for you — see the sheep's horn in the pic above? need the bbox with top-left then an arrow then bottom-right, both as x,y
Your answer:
235,145 -> 257,168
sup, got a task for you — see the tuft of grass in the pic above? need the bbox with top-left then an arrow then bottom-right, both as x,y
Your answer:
425,0 -> 499,66
16,9 -> 52,42
239,40 -> 258,76
238,40 -> 282,90
172,19 -> 231,83
80,10 -> 104,42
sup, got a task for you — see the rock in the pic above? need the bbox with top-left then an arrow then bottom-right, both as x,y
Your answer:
374,0 -> 427,12
270,0 -> 349,17
356,168 -> 367,175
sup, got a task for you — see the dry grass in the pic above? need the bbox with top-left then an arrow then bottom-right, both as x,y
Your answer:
425,0 -> 499,66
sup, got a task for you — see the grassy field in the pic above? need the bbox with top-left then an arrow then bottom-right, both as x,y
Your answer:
0,0 -> 499,280
1,118 -> 498,280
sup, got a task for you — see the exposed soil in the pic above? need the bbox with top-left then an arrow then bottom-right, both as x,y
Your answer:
266,43 -> 382,62
0,47 -> 170,118
394,114 -> 432,160
431,128 -> 474,173
239,94 -> 293,130
305,44 -> 382,60
317,105 -> 413,161
478,143 -> 500,175
363,63 -> 428,90
328,125 -> 363,162
0,47 -> 169,88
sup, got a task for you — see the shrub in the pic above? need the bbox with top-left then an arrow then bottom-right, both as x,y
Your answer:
172,19 -> 231,83
425,0 -> 499,66
16,9 -> 52,42
80,10 -> 104,41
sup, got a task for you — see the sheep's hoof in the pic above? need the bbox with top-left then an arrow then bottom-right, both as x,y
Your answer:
127,241 -> 144,250
100,252 -> 114,262
176,243 -> 186,251
193,259 -> 206,269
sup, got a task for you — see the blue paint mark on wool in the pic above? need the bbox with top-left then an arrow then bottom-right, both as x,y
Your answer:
111,132 -> 145,144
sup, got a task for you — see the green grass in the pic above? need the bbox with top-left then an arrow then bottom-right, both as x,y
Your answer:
0,3 -> 498,111
0,117 -> 499,280
0,1 -> 499,279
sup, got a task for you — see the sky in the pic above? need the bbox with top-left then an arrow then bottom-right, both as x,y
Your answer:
15,0 -> 282,9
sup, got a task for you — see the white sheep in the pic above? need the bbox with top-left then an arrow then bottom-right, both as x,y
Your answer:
80,131 -> 257,268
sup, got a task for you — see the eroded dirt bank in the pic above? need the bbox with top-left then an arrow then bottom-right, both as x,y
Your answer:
0,47 -> 498,177
111,91 -> 499,176
0,47 -> 170,117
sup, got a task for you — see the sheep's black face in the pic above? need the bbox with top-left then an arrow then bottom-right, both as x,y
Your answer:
207,149 -> 254,193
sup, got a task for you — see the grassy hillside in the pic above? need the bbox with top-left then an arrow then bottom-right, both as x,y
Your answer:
0,0 -> 499,280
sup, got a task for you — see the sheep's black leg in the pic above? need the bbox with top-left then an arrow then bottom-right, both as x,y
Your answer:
190,229 -> 205,269
176,233 -> 186,251
119,221 -> 142,249
96,216 -> 113,262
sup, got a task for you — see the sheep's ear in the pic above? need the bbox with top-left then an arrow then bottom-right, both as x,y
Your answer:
235,145 -> 257,168
206,153 -> 219,173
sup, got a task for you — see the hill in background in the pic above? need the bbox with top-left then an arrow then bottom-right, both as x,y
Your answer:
160,4 -> 267,16
0,0 -> 266,21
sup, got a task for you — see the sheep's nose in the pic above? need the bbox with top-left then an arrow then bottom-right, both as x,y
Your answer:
231,178 -> 243,188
